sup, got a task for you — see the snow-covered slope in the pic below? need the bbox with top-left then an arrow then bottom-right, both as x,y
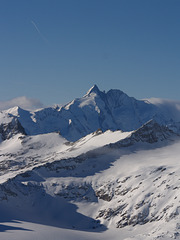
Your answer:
1,87 -> 180,239
0,119 -> 179,239
1,85 -> 180,142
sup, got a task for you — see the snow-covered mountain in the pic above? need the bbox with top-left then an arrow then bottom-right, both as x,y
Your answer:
1,86 -> 180,240
1,85 -> 180,142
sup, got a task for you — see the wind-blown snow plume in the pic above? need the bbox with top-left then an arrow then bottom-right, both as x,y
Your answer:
146,97 -> 180,121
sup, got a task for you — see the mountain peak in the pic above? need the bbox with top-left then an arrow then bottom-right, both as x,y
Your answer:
85,84 -> 101,96
4,106 -> 20,116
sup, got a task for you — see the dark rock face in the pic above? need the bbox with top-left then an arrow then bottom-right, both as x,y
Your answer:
109,120 -> 176,149
0,117 -> 26,140
131,120 -> 175,143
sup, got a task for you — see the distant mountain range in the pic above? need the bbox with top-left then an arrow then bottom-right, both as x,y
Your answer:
1,85 -> 180,142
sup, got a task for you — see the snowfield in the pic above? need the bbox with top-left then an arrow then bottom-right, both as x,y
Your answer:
1,86 -> 180,239
0,126 -> 180,239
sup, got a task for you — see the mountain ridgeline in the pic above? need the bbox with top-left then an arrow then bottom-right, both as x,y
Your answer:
0,85 -> 179,141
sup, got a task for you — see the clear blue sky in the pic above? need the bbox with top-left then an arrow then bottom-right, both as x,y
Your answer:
1,0 -> 180,106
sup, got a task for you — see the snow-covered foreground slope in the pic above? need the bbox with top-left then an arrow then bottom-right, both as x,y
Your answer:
0,121 -> 180,239
0,129 -> 130,182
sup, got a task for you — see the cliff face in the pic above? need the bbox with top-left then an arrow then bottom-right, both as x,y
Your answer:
0,117 -> 26,141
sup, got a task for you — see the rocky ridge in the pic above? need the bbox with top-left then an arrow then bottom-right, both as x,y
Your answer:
0,85 -> 179,141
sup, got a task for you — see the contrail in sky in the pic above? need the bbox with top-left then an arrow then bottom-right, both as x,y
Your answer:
31,20 -> 48,43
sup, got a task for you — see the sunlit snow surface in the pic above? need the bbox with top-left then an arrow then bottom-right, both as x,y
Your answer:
0,124 -> 180,239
